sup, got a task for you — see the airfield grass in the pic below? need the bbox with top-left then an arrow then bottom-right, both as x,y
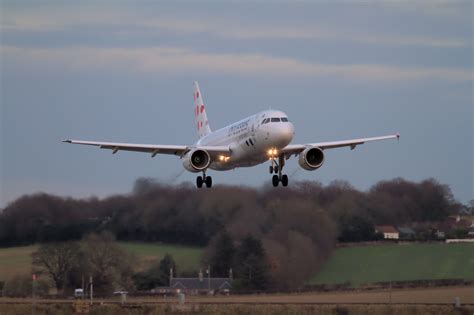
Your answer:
0,242 -> 203,281
2,304 -> 473,315
310,243 -> 474,286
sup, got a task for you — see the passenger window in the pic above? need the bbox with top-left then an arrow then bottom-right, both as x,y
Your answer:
281,117 -> 288,122
271,118 -> 280,122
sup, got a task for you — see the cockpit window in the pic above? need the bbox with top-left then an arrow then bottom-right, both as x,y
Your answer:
271,118 -> 280,122
264,118 -> 270,124
281,117 -> 288,122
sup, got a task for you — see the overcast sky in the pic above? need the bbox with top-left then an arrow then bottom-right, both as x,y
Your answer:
1,1 -> 472,207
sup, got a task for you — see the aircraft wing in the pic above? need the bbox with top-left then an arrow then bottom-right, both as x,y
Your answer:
282,133 -> 400,156
62,139 -> 230,158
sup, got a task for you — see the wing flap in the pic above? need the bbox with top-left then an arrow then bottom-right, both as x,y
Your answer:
310,134 -> 400,149
63,140 -> 188,156
282,133 -> 399,156
63,140 -> 230,157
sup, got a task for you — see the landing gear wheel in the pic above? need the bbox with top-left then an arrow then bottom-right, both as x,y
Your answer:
272,175 -> 279,187
274,165 -> 279,173
196,176 -> 203,188
205,176 -> 213,188
269,166 -> 274,174
281,174 -> 288,187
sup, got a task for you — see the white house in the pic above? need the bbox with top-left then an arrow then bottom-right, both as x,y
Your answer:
376,225 -> 399,239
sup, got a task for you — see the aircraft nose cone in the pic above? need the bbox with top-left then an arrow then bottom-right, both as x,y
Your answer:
280,122 -> 295,145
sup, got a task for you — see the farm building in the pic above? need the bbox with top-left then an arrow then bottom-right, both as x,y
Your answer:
398,227 -> 416,239
375,225 -> 399,239
168,269 -> 232,295
468,222 -> 474,238
170,277 -> 232,294
438,215 -> 474,237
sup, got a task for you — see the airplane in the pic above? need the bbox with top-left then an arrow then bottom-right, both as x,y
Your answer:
64,81 -> 399,188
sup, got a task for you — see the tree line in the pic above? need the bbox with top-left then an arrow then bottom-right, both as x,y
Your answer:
0,178 -> 459,247
0,177 -> 461,290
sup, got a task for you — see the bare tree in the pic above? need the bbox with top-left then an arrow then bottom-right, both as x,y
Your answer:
32,242 -> 81,292
82,231 -> 135,294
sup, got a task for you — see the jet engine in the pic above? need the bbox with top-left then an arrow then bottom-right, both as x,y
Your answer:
298,147 -> 324,170
183,149 -> 211,172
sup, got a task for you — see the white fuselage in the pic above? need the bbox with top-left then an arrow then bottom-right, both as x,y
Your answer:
197,110 -> 295,170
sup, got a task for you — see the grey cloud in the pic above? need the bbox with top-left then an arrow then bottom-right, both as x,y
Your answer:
3,45 -> 472,82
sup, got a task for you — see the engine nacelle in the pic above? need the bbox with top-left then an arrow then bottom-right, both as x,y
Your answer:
298,147 -> 324,171
183,149 -> 211,172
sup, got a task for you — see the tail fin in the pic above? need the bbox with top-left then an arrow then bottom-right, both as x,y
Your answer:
193,81 -> 212,139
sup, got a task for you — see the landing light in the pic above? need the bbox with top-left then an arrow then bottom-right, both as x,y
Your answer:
219,155 -> 230,162
267,149 -> 278,157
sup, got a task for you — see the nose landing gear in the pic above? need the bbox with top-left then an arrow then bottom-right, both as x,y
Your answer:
196,171 -> 212,188
269,165 -> 279,174
270,156 -> 288,187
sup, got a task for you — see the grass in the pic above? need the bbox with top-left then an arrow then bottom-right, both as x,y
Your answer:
310,243 -> 474,286
117,242 -> 203,273
1,304 -> 472,315
0,245 -> 38,281
0,242 -> 203,281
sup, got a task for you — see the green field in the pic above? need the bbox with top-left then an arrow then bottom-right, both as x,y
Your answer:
0,242 -> 203,281
310,243 -> 474,286
0,245 -> 39,281
117,242 -> 203,272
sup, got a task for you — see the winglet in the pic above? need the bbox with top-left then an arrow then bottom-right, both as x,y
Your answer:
62,139 -> 72,143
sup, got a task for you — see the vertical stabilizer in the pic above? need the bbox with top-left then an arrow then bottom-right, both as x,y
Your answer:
193,81 -> 212,139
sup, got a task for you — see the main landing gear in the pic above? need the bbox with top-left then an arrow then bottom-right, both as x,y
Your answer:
269,156 -> 288,187
196,171 -> 212,188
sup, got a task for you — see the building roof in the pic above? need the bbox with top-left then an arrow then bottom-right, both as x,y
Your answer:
397,227 -> 415,235
375,225 -> 399,234
170,278 -> 232,290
